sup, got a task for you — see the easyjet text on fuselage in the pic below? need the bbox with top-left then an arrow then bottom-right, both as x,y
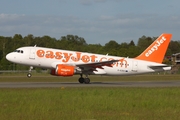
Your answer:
36,49 -> 128,68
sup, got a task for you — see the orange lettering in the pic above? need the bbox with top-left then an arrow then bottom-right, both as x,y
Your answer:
108,58 -> 114,61
37,50 -> 45,57
62,53 -> 72,62
71,52 -> 81,62
55,52 -> 62,60
90,55 -> 97,62
116,58 -> 128,68
81,55 -> 90,63
100,57 -> 107,62
45,51 -> 54,59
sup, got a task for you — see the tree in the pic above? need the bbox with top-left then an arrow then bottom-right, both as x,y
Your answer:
129,40 -> 135,46
12,34 -> 24,49
58,35 -> 87,51
137,35 -> 154,53
168,41 -> 180,55
103,40 -> 120,56
86,44 -> 102,53
24,34 -> 35,46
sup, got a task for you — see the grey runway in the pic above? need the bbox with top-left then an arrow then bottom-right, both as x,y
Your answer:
0,81 -> 180,88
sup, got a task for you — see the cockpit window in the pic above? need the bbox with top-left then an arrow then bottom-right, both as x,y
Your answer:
14,49 -> 24,54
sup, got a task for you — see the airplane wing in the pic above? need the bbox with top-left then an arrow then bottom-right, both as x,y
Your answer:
75,59 -> 119,73
51,59 -> 119,70
76,59 -> 119,68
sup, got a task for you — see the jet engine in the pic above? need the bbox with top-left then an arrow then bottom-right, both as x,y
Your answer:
51,64 -> 75,76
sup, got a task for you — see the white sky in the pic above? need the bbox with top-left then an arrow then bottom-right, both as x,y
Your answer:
0,0 -> 180,45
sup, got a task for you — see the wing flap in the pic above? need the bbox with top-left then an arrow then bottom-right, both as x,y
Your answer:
76,59 -> 119,69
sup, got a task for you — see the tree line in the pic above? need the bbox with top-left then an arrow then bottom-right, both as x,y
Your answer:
0,34 -> 180,70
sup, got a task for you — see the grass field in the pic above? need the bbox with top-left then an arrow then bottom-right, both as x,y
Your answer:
0,74 -> 180,120
0,87 -> 180,120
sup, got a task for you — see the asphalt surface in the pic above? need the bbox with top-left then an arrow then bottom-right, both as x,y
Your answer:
0,81 -> 180,88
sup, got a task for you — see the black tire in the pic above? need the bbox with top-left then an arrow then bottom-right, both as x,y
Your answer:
27,73 -> 32,78
84,78 -> 90,84
78,77 -> 84,83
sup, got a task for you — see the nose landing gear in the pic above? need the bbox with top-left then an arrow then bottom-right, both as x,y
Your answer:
27,66 -> 33,78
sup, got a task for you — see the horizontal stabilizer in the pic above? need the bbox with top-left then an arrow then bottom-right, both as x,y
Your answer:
148,65 -> 171,71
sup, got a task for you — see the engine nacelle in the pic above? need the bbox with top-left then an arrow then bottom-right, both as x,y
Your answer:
51,64 -> 75,76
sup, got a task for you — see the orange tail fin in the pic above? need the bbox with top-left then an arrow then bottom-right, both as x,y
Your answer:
135,33 -> 172,63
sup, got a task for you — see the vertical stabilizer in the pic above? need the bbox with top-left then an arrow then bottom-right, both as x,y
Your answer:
135,33 -> 172,63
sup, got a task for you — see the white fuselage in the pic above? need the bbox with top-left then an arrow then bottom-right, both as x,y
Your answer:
6,46 -> 171,75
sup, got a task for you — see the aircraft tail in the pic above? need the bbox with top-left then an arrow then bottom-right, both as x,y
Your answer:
135,33 -> 172,63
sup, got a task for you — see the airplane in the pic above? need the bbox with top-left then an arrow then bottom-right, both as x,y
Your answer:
6,33 -> 172,84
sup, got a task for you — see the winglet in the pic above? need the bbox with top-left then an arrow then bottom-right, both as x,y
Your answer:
135,33 -> 172,63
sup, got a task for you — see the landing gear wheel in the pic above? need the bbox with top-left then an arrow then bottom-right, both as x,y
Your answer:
84,78 -> 90,84
78,74 -> 90,84
27,73 -> 32,78
78,77 -> 84,83
27,66 -> 33,78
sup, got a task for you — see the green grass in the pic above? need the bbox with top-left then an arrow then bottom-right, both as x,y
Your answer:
0,87 -> 180,120
0,74 -> 180,119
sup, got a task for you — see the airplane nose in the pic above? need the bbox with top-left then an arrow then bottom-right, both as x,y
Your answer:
6,53 -> 13,62
6,53 -> 10,61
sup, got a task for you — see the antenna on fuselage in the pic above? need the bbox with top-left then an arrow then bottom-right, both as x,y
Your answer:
34,45 -> 37,47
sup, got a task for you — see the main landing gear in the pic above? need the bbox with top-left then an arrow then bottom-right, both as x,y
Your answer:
27,66 -> 33,78
78,74 -> 90,84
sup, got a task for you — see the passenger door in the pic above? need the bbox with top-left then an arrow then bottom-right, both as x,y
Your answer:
29,48 -> 35,59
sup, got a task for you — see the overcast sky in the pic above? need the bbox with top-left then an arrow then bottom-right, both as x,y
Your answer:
0,0 -> 180,45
